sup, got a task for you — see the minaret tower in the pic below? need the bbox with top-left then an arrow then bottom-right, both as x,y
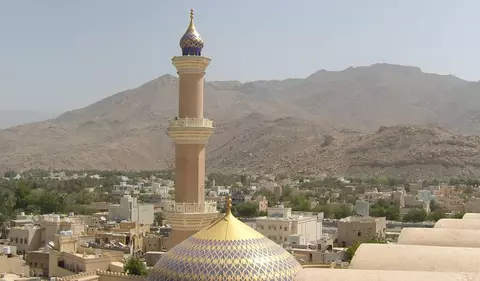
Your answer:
165,9 -> 218,249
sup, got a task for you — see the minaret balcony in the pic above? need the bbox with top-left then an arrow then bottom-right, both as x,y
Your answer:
163,201 -> 219,231
172,56 -> 211,75
169,117 -> 213,128
163,201 -> 218,214
167,117 -> 214,144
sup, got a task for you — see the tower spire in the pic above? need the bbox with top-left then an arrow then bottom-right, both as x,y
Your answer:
179,8 -> 204,56
225,196 -> 233,216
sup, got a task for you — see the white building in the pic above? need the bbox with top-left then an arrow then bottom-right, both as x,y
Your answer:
355,200 -> 370,217
152,183 -> 171,198
108,195 -> 154,224
213,186 -> 230,196
255,206 -> 322,246
8,214 -> 85,254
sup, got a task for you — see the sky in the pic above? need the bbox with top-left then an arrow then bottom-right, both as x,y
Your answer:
0,0 -> 479,112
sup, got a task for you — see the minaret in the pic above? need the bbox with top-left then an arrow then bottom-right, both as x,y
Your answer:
165,9 -> 218,249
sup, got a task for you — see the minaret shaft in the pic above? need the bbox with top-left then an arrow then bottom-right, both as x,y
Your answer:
175,143 -> 205,204
178,73 -> 204,118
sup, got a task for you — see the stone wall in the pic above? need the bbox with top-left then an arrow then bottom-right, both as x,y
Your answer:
0,255 -> 30,276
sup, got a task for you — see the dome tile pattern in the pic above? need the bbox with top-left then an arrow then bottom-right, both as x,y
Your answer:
147,198 -> 302,281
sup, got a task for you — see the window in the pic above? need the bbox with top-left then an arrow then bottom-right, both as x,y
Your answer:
284,227 -> 287,231
357,231 -> 361,237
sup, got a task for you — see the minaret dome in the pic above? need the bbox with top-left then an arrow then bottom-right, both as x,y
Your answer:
179,9 -> 204,56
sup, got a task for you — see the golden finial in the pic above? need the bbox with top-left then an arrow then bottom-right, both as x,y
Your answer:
226,195 -> 232,216
179,8 -> 203,55
188,9 -> 195,30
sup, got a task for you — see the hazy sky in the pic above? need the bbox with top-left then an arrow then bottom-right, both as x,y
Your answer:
0,0 -> 479,112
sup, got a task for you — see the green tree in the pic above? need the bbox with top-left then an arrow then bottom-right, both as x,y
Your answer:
154,213 -> 165,226
38,191 -> 66,214
370,200 -> 400,221
312,205 -> 332,218
234,202 -> 258,218
3,171 -> 17,179
124,256 -> 148,276
280,185 -> 293,201
402,209 -> 427,222
452,212 -> 465,219
290,196 -> 310,212
15,183 -> 33,211
0,188 -> 16,223
345,236 -> 387,262
427,210 -> 446,222
333,204 -> 353,219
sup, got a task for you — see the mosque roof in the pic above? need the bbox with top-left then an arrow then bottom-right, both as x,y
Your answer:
179,9 -> 204,56
147,197 -> 302,281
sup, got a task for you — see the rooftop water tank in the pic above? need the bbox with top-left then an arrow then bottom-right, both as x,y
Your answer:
3,246 -> 11,255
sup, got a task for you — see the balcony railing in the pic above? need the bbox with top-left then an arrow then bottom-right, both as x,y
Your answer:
163,201 -> 218,213
168,117 -> 214,128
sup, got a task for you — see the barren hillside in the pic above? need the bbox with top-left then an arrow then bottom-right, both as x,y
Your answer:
2,63 -> 480,179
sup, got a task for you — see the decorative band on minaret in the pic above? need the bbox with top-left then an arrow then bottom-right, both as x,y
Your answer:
165,9 -> 218,250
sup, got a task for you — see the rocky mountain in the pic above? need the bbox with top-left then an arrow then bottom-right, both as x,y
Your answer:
2,63 -> 480,180
0,110 -> 58,129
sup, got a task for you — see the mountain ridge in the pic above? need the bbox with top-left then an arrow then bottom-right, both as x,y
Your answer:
2,63 -> 480,180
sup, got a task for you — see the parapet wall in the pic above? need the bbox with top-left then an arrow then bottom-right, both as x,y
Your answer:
56,270 -> 145,281
96,270 -> 146,281
296,269 -> 480,281
398,228 -> 480,248
350,244 -> 480,272
434,218 -> 480,230
463,213 -> 480,220
57,271 -> 98,281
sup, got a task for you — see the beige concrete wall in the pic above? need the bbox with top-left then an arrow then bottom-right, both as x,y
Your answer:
463,213 -> 480,219
337,217 -> 386,247
434,218 -> 480,230
296,269 -> 480,281
8,227 -> 42,253
48,250 -> 75,277
350,243 -> 480,272
0,256 -> 30,275
398,228 -> 480,247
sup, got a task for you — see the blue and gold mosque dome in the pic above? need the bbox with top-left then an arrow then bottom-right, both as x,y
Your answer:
147,198 -> 303,281
179,9 -> 204,56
